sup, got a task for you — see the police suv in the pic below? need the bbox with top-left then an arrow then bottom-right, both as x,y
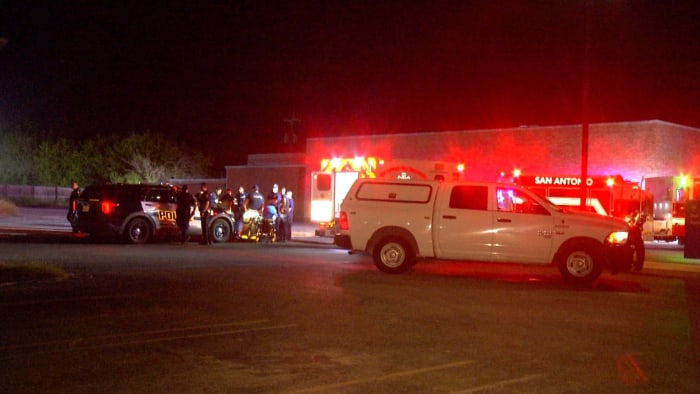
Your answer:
73,184 -> 234,244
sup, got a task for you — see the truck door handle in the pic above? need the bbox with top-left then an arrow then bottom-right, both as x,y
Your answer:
442,215 -> 457,219
497,218 -> 512,223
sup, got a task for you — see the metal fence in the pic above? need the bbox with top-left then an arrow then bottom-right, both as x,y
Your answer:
0,184 -> 72,205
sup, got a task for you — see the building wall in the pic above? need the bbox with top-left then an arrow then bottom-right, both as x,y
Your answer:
306,120 -> 700,182
225,153 -> 306,220
303,120 -> 700,220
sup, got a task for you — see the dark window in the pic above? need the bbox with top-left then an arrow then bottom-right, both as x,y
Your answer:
316,173 -> 332,192
449,185 -> 488,210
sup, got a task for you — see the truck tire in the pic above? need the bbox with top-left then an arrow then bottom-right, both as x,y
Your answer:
373,236 -> 415,274
556,241 -> 602,284
210,218 -> 231,243
124,217 -> 152,244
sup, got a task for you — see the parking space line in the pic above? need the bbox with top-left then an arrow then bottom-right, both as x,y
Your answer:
289,360 -> 474,393
0,320 -> 290,354
0,294 -> 140,307
451,373 -> 547,393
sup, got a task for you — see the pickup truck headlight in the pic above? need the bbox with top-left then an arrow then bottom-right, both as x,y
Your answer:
606,231 -> 629,245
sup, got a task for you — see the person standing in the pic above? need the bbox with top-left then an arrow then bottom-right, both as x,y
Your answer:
67,181 -> 81,232
233,185 -> 246,240
211,186 -> 222,210
175,184 -> 195,243
285,189 -> 294,241
246,184 -> 264,212
277,186 -> 289,242
197,183 -> 212,245
266,184 -> 283,239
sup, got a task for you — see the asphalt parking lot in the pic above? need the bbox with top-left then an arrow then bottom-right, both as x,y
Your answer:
1,207 -> 700,274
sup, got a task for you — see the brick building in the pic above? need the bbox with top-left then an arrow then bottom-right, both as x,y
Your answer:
305,120 -> 700,184
224,120 -> 700,221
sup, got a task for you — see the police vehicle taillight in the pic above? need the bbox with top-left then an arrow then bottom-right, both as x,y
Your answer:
101,201 -> 118,215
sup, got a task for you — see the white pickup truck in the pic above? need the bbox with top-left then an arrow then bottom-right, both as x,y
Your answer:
335,179 -> 644,284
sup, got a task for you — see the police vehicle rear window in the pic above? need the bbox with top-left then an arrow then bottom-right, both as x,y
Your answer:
145,188 -> 175,203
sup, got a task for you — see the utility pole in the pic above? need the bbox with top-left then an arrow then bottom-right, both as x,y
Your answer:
580,1 -> 592,210
283,113 -> 301,148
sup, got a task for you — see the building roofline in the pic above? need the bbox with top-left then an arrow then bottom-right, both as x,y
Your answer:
306,119 -> 700,142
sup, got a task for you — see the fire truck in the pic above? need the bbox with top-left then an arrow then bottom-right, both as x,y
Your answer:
643,175 -> 700,243
310,157 -> 465,236
515,174 -> 649,219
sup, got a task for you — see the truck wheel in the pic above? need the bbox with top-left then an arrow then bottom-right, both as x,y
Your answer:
124,217 -> 152,244
210,218 -> 231,243
556,242 -> 602,284
373,236 -> 414,274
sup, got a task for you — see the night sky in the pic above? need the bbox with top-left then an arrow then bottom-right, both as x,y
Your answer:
1,1 -> 699,168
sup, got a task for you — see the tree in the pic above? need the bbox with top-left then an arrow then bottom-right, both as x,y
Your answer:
0,125 -> 212,186
0,125 -> 40,184
104,131 -> 211,184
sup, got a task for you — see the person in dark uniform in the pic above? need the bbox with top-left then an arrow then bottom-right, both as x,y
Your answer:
277,186 -> 289,242
197,183 -> 212,245
175,184 -> 195,243
233,185 -> 246,240
245,184 -> 264,212
67,181 -> 81,232
284,188 -> 294,241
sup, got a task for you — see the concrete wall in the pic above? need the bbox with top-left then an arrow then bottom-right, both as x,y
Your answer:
0,184 -> 72,206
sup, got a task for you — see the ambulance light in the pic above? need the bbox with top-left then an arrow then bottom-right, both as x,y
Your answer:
331,158 -> 341,170
606,177 -> 614,187
457,163 -> 465,172
512,168 -> 521,178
